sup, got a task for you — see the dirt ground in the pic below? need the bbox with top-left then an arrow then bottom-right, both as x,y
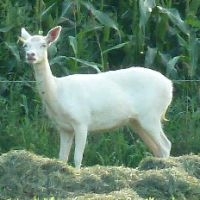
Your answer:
0,150 -> 199,199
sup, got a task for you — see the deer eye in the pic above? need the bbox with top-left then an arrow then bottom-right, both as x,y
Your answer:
41,43 -> 47,48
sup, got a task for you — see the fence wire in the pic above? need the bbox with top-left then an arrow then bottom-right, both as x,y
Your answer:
0,81 -> 36,83
0,80 -> 200,84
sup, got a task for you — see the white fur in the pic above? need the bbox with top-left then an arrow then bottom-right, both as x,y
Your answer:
21,26 -> 173,169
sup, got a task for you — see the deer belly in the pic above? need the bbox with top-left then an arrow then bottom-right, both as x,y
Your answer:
88,103 -> 133,132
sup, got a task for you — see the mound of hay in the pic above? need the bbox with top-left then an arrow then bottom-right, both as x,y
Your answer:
0,150 -> 200,199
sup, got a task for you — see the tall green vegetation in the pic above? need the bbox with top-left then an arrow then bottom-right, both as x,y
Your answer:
0,0 -> 199,167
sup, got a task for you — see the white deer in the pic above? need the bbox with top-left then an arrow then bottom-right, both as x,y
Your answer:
20,26 -> 173,169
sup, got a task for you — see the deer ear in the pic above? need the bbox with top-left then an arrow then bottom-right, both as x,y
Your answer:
46,26 -> 62,45
21,28 -> 31,40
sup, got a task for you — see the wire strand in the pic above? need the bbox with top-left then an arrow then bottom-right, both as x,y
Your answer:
0,80 -> 36,83
0,80 -> 200,83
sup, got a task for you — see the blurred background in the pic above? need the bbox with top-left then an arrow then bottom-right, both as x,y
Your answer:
0,0 -> 199,167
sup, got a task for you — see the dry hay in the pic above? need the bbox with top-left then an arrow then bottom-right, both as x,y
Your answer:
0,150 -> 200,199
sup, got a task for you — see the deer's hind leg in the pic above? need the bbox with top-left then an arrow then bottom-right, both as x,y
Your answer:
130,115 -> 171,158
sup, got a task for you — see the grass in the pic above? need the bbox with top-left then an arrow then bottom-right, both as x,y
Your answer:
0,82 -> 59,158
0,150 -> 199,199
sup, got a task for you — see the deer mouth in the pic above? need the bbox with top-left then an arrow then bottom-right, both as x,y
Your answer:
27,57 -> 36,63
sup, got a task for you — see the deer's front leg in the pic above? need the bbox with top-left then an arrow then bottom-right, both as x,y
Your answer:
74,125 -> 88,169
59,131 -> 74,162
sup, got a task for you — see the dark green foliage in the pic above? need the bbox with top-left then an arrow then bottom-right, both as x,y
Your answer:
0,0 -> 200,168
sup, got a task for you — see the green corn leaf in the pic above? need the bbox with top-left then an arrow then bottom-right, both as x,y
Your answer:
177,34 -> 188,48
21,94 -> 29,115
92,10 -> 118,31
188,33 -> 200,77
166,56 -> 181,77
139,0 -> 156,29
82,25 -> 104,33
50,56 -> 101,73
145,47 -> 157,67
60,1 -> 74,17
157,6 -> 189,35
102,42 -> 129,54
81,2 -> 120,37
69,36 -> 78,56
158,52 -> 170,67
0,26 -> 13,33
41,3 -> 56,19
188,0 -> 200,16
69,57 -> 101,72
50,56 -> 69,66
5,42 -> 20,61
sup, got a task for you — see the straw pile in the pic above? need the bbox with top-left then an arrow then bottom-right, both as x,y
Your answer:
0,150 -> 199,199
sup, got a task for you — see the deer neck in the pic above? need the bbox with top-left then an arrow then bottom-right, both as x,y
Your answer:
33,56 -> 57,102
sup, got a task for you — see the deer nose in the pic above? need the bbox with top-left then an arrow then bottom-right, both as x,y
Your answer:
27,52 -> 35,57
26,52 -> 36,62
